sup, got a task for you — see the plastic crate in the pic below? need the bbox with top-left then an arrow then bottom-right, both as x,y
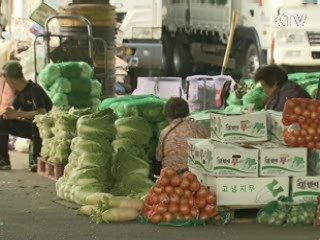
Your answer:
37,157 -> 64,181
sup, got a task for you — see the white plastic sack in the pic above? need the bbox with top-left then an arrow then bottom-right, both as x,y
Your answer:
132,77 -> 186,99
186,75 -> 234,112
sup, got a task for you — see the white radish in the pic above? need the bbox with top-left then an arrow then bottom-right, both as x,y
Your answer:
101,207 -> 139,223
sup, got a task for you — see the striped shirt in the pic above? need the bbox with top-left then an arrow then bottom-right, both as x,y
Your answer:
156,118 -> 209,172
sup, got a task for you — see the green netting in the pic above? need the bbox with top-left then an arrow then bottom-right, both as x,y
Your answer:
70,77 -> 92,94
256,197 -> 292,225
305,84 -> 319,99
295,78 -> 319,88
68,93 -> 92,108
286,202 -> 317,225
51,93 -> 69,108
58,62 -> 83,79
90,79 -> 102,97
49,77 -> 72,95
242,86 -> 268,111
38,63 -> 61,89
114,97 -> 166,122
305,72 -> 320,79
288,72 -> 307,81
98,94 -> 156,111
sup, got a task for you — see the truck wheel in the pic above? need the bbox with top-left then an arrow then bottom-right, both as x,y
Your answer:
173,36 -> 193,77
161,33 -> 174,76
242,43 -> 260,79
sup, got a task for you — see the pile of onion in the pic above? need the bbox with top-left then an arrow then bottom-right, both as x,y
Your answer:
142,167 -> 220,224
282,98 -> 320,149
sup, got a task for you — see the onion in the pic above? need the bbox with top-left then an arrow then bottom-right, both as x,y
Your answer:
189,180 -> 201,192
199,211 -> 210,221
195,197 -> 207,209
206,192 -> 216,204
184,189 -> 192,198
151,194 -> 159,205
156,204 -> 168,214
168,203 -> 179,214
180,203 -> 190,215
161,167 -> 177,178
153,186 -> 163,195
170,193 -> 180,204
159,176 -> 170,187
163,212 -> 173,223
174,187 -> 184,196
190,206 -> 199,219
183,171 -> 197,181
165,185 -> 174,195
150,213 -> 163,224
159,193 -> 170,204
170,175 -> 182,187
180,178 -> 190,190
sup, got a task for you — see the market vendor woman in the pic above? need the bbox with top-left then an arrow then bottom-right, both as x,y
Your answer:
0,61 -> 52,170
156,97 -> 209,174
253,64 -> 311,111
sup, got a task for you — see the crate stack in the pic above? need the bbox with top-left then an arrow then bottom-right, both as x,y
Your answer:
267,108 -> 320,204
187,110 -> 310,208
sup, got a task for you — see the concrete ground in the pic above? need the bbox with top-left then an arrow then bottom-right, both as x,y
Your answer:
1,152 -> 320,240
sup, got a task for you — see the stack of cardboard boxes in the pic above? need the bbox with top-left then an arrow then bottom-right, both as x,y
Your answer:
187,110 -> 317,207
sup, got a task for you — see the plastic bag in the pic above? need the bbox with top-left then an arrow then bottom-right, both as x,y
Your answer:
256,197 -> 291,225
287,202 -> 317,225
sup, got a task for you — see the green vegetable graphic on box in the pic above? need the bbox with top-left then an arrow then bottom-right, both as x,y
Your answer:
244,158 -> 257,170
292,157 -> 305,169
251,122 -> 265,134
256,179 -> 284,203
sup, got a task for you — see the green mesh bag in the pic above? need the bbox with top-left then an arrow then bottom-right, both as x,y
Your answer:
58,62 -> 83,79
286,202 -> 317,225
68,93 -> 92,108
256,197 -> 292,225
51,93 -> 69,108
49,77 -> 72,95
288,72 -> 307,81
70,77 -> 91,94
305,84 -> 319,99
242,86 -> 268,111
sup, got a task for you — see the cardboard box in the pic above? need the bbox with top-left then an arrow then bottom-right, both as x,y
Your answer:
266,110 -> 286,144
188,112 -> 211,132
291,176 -> 320,203
187,138 -> 209,170
241,142 -> 307,177
202,175 -> 290,206
194,140 -> 259,177
308,149 -> 320,176
210,111 -> 268,143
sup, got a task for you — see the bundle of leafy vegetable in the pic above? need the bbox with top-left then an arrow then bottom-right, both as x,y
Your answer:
55,108 -> 117,205
114,116 -> 153,145
77,108 -> 117,141
111,116 -> 154,198
38,61 -> 101,109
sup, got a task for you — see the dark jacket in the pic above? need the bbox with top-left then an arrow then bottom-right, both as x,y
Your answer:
265,80 -> 311,111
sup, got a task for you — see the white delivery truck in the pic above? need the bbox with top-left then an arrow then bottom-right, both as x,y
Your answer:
111,0 -> 320,81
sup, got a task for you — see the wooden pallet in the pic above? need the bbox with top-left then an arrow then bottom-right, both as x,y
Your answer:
37,157 -> 65,181
219,205 -> 263,224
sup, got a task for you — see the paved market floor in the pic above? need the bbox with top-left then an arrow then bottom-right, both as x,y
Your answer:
1,152 -> 320,240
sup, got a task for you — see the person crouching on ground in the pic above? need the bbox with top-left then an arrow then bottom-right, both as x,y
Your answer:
0,61 -> 52,170
156,97 -> 209,174
253,64 -> 311,111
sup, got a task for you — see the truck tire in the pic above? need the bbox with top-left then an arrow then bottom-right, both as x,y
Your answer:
173,35 -> 193,77
242,43 -> 260,79
161,33 -> 174,76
